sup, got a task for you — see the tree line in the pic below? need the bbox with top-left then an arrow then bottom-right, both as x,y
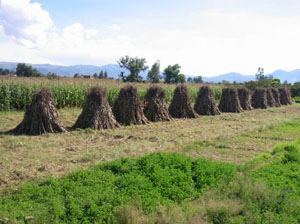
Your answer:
117,55 -> 200,84
0,68 -> 14,75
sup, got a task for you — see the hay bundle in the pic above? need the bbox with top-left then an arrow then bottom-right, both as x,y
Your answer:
238,87 -> 253,110
10,88 -> 67,135
194,86 -> 220,115
266,88 -> 277,107
279,87 -> 293,105
251,88 -> 268,109
218,88 -> 243,113
113,85 -> 149,125
168,85 -> 199,118
270,88 -> 281,107
73,87 -> 120,130
144,86 -> 173,122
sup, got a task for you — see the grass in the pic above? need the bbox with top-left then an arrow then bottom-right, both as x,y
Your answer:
0,104 -> 300,189
110,139 -> 300,224
1,132 -> 300,223
0,153 -> 236,223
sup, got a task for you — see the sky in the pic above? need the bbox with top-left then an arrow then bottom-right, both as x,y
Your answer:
0,0 -> 300,76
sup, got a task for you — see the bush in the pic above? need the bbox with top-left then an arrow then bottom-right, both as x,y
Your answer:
253,141 -> 300,195
0,153 -> 236,223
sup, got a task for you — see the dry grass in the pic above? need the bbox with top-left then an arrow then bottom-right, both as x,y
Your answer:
0,104 -> 300,189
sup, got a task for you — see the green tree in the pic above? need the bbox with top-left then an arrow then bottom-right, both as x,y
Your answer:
291,82 -> 300,97
93,73 -> 98,79
193,76 -> 203,83
99,70 -> 104,79
16,63 -> 43,77
117,55 -> 148,82
163,64 -> 185,83
46,72 -> 59,80
104,71 -> 108,79
147,61 -> 160,83
271,78 -> 281,87
73,73 -> 80,78
0,68 -> 10,75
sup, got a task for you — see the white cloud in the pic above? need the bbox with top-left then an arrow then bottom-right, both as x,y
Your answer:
1,1 -> 300,76
0,0 -> 54,47
61,23 -> 98,48
111,24 -> 121,31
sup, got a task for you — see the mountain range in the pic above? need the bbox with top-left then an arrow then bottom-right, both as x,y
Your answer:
0,61 -> 299,83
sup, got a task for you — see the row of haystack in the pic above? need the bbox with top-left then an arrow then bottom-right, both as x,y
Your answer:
218,87 -> 292,112
251,87 -> 292,109
10,85 -> 292,135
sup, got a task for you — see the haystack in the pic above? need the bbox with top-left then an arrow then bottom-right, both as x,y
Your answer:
113,85 -> 149,125
73,87 -> 120,130
218,88 -> 243,113
237,87 -> 253,110
144,86 -> 173,122
251,88 -> 268,109
270,88 -> 281,107
168,85 -> 199,118
194,86 -> 220,115
266,88 -> 277,107
279,87 -> 293,105
10,88 -> 67,135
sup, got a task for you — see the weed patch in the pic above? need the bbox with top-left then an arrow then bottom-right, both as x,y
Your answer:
0,153 -> 236,223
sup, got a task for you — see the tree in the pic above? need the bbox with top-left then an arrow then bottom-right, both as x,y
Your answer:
16,63 -> 43,77
117,55 -> 148,82
177,74 -> 186,83
291,82 -> 300,97
99,70 -> 104,79
74,73 -> 80,78
255,67 -> 273,81
256,67 -> 265,81
193,76 -> 203,83
46,72 -> 59,80
104,71 -> 108,79
147,61 -> 160,83
163,64 -> 185,83
271,78 -> 281,88
0,68 -> 10,75
93,73 -> 98,79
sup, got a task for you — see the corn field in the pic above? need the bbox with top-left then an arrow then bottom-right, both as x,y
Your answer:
0,78 -> 222,111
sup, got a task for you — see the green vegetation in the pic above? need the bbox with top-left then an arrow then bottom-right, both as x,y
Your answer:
0,68 -> 13,76
2,139 -> 300,223
0,81 -> 222,111
147,61 -> 160,83
0,153 -> 236,223
16,63 -> 43,77
117,56 -> 148,82
291,82 -> 300,98
253,139 -> 300,195
163,64 -> 185,84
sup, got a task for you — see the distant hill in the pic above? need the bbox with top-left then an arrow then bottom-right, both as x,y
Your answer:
268,69 -> 300,84
202,72 -> 255,83
0,61 -> 299,83
0,62 -> 131,79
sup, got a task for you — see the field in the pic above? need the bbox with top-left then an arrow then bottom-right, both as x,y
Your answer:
0,77 -> 222,110
0,104 -> 299,188
0,78 -> 300,223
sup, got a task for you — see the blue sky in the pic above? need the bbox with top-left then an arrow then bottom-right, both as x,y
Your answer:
0,0 -> 300,76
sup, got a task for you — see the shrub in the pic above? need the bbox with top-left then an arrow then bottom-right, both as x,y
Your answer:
0,153 -> 236,223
